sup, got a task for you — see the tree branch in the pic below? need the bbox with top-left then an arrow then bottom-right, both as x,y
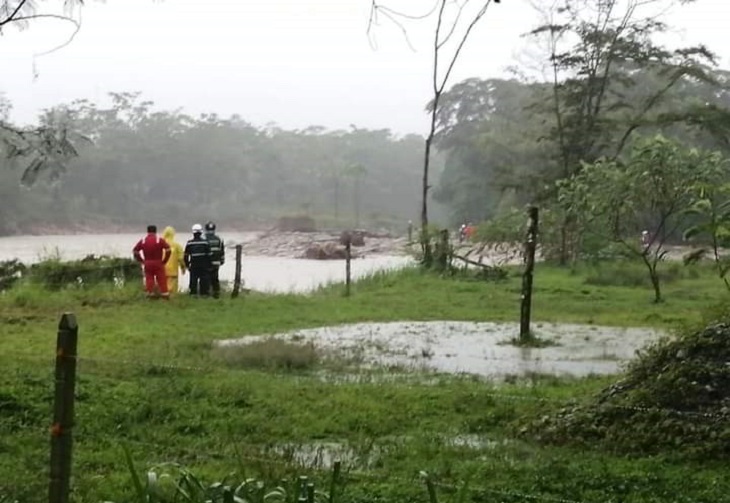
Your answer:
0,0 -> 30,27
437,0 -> 467,50
437,1 -> 492,95
433,0 -> 448,96
612,69 -> 685,159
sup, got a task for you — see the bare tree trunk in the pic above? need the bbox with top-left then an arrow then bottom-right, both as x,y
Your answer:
334,177 -> 339,223
421,107 -> 438,266
649,265 -> 662,303
354,176 -> 361,228
422,137 -> 432,232
640,253 -> 662,303
369,0 -> 495,268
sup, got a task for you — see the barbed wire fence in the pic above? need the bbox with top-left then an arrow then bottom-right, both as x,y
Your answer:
1,313 -> 729,503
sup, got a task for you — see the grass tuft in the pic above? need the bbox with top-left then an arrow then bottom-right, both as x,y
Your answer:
212,338 -> 320,371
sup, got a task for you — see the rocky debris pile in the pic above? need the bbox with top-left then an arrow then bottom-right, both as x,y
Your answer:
236,230 -> 411,259
525,321 -> 730,457
303,242 -> 348,260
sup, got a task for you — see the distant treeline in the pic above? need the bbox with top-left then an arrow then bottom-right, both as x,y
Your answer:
0,92 -> 446,235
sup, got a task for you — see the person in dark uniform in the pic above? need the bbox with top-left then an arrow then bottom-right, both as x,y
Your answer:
204,221 -> 225,298
184,224 -> 212,296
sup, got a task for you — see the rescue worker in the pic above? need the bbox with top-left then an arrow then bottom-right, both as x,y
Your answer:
204,221 -> 225,299
132,224 -> 171,299
459,223 -> 467,243
184,224 -> 212,297
162,226 -> 187,294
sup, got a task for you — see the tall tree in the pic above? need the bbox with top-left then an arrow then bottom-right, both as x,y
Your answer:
558,135 -> 725,302
526,0 -> 723,262
1,0 -> 92,184
369,0 -> 500,264
432,78 -> 551,223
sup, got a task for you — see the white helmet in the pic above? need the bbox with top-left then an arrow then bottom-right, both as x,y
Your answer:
192,223 -> 203,233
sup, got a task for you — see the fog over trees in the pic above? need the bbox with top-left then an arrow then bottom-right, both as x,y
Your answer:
0,91 -> 441,233
2,0 -> 730,237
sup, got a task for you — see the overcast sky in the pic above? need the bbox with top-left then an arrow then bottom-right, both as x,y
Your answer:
1,0 -> 729,135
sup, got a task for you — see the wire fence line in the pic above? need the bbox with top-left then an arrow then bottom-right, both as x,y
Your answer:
2,351 -> 728,421
66,432 -> 604,503
431,482 -> 593,503
1,422 -> 604,503
3,322 -> 727,503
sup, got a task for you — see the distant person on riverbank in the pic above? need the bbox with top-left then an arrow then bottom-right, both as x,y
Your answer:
204,221 -> 225,299
641,230 -> 650,248
459,223 -> 467,243
162,226 -> 187,295
132,225 -> 171,299
185,224 -> 212,297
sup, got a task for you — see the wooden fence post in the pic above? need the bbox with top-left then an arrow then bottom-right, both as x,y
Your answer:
345,233 -> 352,297
519,206 -> 539,343
49,313 -> 78,503
231,244 -> 243,299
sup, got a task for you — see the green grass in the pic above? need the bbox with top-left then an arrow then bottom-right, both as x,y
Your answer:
1,263 -> 729,502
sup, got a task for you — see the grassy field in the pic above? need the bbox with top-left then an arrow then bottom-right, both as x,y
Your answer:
1,261 -> 729,502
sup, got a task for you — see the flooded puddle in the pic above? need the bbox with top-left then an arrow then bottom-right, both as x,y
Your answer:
217,321 -> 663,378
260,434 -> 505,470
267,441 -> 380,470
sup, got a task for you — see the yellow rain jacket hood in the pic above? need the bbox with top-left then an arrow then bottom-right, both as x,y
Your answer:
162,226 -> 186,277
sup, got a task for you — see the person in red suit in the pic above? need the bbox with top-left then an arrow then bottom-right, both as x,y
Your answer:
133,224 -> 171,299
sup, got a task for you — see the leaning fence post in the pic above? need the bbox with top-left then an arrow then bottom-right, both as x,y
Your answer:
519,206 -> 539,343
345,233 -> 352,297
231,244 -> 243,299
49,313 -> 78,503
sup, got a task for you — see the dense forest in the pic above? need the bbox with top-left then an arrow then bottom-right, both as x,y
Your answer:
3,0 -> 730,240
0,91 -> 443,234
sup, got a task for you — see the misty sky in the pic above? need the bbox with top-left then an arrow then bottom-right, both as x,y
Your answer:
1,0 -> 729,135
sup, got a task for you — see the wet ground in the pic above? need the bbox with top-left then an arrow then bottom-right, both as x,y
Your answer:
217,321 -> 663,378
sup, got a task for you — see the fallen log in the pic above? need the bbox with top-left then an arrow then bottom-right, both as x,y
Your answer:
452,253 -> 493,268
452,253 -> 508,280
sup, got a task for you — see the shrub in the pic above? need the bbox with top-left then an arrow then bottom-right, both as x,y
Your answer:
524,320 -> 730,457
212,339 -> 319,371
0,260 -> 26,292
118,448 -> 342,503
27,255 -> 141,290
583,260 -> 688,287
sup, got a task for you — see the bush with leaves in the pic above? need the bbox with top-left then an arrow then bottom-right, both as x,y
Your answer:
119,447 -> 343,503
524,320 -> 730,458
27,255 -> 141,290
0,259 -> 25,291
683,180 -> 730,289
557,136 -> 727,302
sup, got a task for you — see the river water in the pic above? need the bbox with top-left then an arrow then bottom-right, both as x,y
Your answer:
0,233 -> 412,293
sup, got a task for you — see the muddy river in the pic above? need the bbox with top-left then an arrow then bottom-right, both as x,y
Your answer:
0,232 -> 412,293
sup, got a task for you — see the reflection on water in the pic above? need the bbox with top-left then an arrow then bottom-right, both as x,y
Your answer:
0,233 -> 412,293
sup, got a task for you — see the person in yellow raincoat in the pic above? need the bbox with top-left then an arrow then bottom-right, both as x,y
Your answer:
162,226 -> 187,294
